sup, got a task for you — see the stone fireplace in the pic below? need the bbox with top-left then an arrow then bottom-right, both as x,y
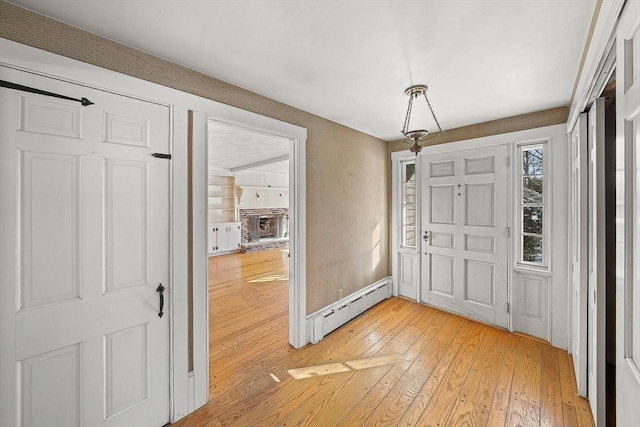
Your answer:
239,208 -> 289,252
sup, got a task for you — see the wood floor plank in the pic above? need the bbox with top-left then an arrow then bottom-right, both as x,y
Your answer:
485,333 -> 519,427
446,396 -> 489,427
414,322 -> 487,427
510,336 -> 542,407
558,351 -> 578,408
394,319 -> 474,427
460,326 -> 509,411
540,345 -> 564,427
170,249 -> 593,427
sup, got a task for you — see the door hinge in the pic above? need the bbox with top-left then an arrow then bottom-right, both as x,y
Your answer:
507,302 -> 510,313
506,227 -> 511,238
506,157 -> 510,167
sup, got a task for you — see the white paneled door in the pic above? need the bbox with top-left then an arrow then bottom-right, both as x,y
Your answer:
0,68 -> 170,426
420,145 -> 509,328
587,97 -> 606,425
616,0 -> 640,423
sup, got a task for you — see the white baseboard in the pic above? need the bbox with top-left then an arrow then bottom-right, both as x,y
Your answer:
306,277 -> 392,344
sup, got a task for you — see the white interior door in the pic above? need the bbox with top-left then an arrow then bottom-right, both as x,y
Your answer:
0,68 -> 171,426
616,1 -> 640,423
587,97 -> 606,425
569,113 -> 588,397
420,144 -> 509,328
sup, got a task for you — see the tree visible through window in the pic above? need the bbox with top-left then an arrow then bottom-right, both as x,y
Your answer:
521,145 -> 544,265
401,161 -> 416,248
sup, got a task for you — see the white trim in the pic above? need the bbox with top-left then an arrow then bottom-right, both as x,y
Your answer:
170,106 -> 189,421
0,38 -> 308,420
191,111 -> 209,408
205,114 -> 307,349
567,0 -> 625,129
391,150 -> 419,298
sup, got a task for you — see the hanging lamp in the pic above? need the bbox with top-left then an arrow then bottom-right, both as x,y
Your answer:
401,84 -> 444,154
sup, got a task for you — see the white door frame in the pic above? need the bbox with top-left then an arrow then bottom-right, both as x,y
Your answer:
202,112 -> 307,350
615,0 -> 640,422
391,150 -> 420,300
0,38 -> 307,423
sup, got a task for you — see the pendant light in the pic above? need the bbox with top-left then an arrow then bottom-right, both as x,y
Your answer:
401,84 -> 444,154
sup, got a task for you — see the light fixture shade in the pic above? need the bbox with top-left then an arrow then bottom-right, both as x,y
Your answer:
401,84 -> 444,153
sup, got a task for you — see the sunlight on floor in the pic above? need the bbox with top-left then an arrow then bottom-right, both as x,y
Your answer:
248,274 -> 289,283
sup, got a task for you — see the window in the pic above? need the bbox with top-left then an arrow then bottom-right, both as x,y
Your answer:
401,160 -> 416,248
519,143 -> 546,266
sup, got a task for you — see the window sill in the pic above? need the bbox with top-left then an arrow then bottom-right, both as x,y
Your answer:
512,264 -> 552,277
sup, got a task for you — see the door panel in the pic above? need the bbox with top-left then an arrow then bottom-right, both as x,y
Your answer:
616,1 -> 640,422
587,96 -> 606,425
569,113 -> 588,397
0,68 -> 170,427
420,144 -> 509,328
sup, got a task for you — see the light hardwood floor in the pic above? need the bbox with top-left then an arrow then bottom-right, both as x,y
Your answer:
172,248 -> 594,427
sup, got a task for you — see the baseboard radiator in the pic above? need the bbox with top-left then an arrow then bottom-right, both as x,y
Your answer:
307,277 -> 392,344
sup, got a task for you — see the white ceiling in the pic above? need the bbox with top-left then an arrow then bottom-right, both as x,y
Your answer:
10,0 -> 595,143
207,120 -> 289,175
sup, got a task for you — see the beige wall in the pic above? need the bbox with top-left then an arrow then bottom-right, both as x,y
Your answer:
0,1 -> 389,314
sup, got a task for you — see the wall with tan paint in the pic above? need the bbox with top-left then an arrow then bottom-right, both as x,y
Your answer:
0,1 -> 389,314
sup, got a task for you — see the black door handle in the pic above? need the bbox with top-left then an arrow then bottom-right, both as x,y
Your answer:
156,284 -> 165,318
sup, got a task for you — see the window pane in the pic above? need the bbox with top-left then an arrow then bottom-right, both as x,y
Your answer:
523,235 -> 543,264
403,205 -> 416,226
405,162 -> 416,183
401,160 -> 416,248
522,148 -> 543,175
523,177 -> 543,203
523,206 -> 543,234
403,226 -> 416,247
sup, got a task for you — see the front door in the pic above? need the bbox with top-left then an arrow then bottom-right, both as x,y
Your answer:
615,0 -> 640,422
0,68 -> 171,426
420,144 -> 509,328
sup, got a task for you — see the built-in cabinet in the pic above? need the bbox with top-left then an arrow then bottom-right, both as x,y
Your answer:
208,174 -> 241,255
208,222 -> 241,255
208,175 -> 236,223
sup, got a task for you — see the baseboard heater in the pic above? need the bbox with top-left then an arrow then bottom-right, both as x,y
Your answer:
307,277 -> 392,344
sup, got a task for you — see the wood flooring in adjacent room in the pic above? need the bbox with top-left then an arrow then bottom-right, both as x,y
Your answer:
171,248 -> 594,427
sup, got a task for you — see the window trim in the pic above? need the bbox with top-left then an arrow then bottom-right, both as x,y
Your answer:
515,139 -> 550,270
400,159 -> 417,249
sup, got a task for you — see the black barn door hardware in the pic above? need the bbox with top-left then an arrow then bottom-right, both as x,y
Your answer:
0,80 -> 94,106
156,284 -> 165,318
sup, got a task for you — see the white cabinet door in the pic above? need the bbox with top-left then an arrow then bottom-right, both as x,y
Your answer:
228,222 -> 241,251
616,1 -> 640,423
0,69 -> 170,426
420,144 -> 509,328
209,222 -> 241,253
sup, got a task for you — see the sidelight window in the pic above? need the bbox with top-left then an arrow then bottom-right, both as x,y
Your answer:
518,143 -> 547,267
401,160 -> 416,248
